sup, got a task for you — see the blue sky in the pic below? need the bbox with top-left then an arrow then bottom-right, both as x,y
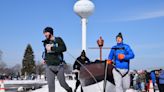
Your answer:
0,0 -> 164,69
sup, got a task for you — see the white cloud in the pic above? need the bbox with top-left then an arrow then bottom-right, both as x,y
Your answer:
119,10 -> 164,21
132,43 -> 163,50
95,10 -> 164,23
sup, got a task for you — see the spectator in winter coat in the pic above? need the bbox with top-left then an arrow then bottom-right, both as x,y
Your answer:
73,50 -> 90,92
159,69 -> 164,92
139,71 -> 146,91
150,70 -> 156,86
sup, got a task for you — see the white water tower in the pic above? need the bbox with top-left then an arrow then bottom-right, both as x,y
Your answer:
74,0 -> 95,51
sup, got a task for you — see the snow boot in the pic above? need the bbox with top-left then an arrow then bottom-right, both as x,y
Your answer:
67,87 -> 72,92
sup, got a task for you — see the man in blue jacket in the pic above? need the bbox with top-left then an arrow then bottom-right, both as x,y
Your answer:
150,70 -> 156,86
108,32 -> 135,92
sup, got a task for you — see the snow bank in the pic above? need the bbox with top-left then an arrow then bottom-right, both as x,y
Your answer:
4,80 -> 47,85
32,80 -> 80,92
32,80 -> 116,92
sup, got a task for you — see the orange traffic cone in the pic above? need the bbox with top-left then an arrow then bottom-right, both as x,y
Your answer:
148,80 -> 154,92
0,80 -> 5,92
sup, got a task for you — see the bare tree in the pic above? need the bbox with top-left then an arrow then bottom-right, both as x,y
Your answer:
36,61 -> 45,79
0,50 -> 7,74
0,61 -> 6,69
12,64 -> 21,74
0,50 -> 2,61
64,63 -> 73,74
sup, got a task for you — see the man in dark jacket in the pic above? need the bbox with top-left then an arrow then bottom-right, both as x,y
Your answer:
73,50 -> 90,92
159,69 -> 164,92
42,27 -> 72,92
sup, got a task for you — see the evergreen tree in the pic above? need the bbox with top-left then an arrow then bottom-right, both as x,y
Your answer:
21,44 -> 36,76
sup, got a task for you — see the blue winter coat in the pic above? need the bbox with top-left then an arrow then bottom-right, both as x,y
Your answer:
150,71 -> 156,84
108,43 -> 135,69
159,70 -> 164,84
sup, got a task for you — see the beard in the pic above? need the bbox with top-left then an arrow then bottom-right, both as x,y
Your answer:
45,34 -> 52,40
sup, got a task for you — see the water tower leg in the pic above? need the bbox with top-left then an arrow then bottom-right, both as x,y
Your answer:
81,18 -> 87,51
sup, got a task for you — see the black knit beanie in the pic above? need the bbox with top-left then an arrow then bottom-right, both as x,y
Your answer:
43,27 -> 54,35
116,32 -> 123,40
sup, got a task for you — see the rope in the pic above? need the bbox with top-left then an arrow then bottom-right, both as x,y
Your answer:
66,51 -> 103,92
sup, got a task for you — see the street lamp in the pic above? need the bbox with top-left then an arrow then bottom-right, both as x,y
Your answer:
74,0 -> 95,51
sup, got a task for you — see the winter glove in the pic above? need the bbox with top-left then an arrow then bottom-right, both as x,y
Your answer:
106,60 -> 113,65
118,54 -> 125,60
72,69 -> 80,73
41,59 -> 46,64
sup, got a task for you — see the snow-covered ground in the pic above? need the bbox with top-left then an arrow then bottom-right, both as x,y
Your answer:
2,79 -> 110,92
32,80 -> 81,92
2,80 -> 159,92
32,80 -> 160,92
32,80 -> 116,92
4,80 -> 47,85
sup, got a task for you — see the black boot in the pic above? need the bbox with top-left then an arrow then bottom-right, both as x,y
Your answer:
67,87 -> 72,92
74,89 -> 77,92
81,86 -> 83,92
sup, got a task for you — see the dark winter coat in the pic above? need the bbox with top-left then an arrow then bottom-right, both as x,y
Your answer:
73,56 -> 90,70
42,37 -> 66,66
